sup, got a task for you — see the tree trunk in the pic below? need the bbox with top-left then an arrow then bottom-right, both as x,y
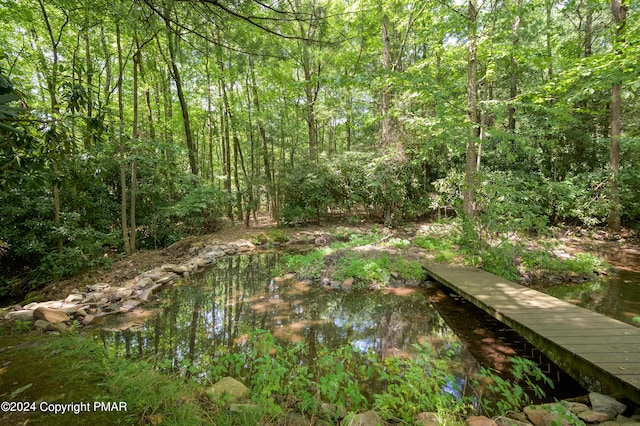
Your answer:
163,9 -> 198,176
507,0 -> 522,132
463,0 -> 480,220
37,0 -> 64,254
608,0 -> 627,232
116,22 -> 131,254
130,40 -> 141,254
381,12 -> 394,147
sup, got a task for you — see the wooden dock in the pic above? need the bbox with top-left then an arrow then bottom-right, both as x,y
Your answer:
424,264 -> 640,404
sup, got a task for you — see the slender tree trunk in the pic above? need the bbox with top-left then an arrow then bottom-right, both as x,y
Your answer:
248,56 -> 274,215
463,0 -> 480,220
83,3 -> 93,149
130,40 -> 141,254
162,9 -> 198,176
381,12 -> 394,148
608,0 -> 627,231
37,0 -> 64,254
116,22 -> 131,254
507,0 -> 522,132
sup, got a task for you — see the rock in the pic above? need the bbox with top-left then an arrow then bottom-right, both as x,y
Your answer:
342,278 -> 354,290
64,294 -> 84,303
134,277 -> 154,289
319,403 -> 347,421
495,416 -> 532,426
416,412 -> 441,426
5,310 -> 35,321
161,263 -> 189,274
33,319 -> 56,331
205,377 -> 249,403
193,256 -> 212,267
81,314 -> 95,325
51,322 -> 69,332
330,280 -> 341,289
120,300 -> 141,313
467,416 -> 498,426
33,307 -> 69,324
565,402 -> 589,414
82,292 -> 103,303
590,392 -> 626,418
142,271 -> 166,281
86,283 -> 109,292
577,409 -> 612,423
344,410 -> 384,426
22,302 -> 39,310
56,303 -> 89,314
236,240 -> 255,252
137,283 -> 162,302
524,404 -> 570,426
155,272 -> 179,285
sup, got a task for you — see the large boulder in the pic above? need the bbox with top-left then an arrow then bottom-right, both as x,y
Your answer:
589,392 -> 626,418
5,310 -> 35,321
33,307 -> 69,324
524,404 -> 570,426
205,377 -> 249,403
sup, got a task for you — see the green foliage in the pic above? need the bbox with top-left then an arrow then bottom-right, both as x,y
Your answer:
282,249 -> 327,280
413,234 -> 458,263
334,253 -> 391,285
373,343 -> 470,422
157,184 -> 227,245
476,356 -> 553,417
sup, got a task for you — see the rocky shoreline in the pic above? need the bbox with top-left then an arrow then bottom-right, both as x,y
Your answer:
2,238 -> 258,331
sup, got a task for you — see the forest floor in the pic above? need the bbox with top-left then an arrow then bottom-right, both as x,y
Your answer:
36,215 -> 640,303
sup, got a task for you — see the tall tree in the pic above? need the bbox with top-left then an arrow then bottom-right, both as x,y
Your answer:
463,0 -> 480,219
608,0 -> 628,231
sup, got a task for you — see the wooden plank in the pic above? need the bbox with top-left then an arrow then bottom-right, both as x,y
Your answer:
424,264 -> 640,405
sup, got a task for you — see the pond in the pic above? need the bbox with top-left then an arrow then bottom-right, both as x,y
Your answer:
96,252 -> 479,389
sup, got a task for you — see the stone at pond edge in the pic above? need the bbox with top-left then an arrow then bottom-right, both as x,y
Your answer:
205,377 -> 249,403
5,310 -> 35,321
524,404 -> 571,426
33,307 -> 69,324
415,412 -> 440,426
34,319 -> 56,331
590,392 -> 627,418
343,410 -> 384,426
577,409 -> 612,423
495,416 -> 533,426
467,415 -> 498,426
342,278 -> 354,290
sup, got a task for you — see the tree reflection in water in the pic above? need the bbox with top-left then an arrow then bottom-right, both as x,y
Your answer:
97,253 -> 478,385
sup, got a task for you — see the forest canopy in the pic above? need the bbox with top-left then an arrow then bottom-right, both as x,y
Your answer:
1,0 -> 638,296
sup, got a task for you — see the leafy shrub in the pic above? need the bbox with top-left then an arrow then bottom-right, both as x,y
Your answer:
476,357 -> 553,416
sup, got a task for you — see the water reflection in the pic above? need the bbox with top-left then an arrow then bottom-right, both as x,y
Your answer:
536,271 -> 640,327
96,253 -> 477,382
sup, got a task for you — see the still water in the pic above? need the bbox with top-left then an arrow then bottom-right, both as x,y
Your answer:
97,253 -> 479,385
534,249 -> 640,327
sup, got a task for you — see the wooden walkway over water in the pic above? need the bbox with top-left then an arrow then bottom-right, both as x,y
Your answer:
424,264 -> 640,404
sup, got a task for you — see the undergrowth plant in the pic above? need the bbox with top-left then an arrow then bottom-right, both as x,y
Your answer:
475,356 -> 554,417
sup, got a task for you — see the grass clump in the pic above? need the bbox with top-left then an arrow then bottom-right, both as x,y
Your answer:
413,234 -> 459,263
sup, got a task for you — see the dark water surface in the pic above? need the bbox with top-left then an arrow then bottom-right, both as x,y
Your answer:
97,252 -> 479,385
